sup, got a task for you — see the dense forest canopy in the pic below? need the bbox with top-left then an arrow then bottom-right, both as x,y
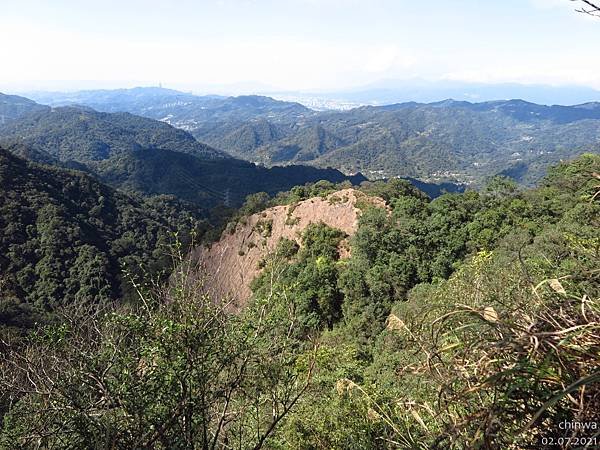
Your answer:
0,104 -> 366,211
26,87 -> 600,186
0,146 -> 206,332
0,1 -> 598,448
1,153 -> 598,448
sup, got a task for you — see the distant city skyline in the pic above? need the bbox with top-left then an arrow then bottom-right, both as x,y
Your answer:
1,0 -> 600,94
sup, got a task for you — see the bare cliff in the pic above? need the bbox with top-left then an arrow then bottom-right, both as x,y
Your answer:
192,188 -> 386,308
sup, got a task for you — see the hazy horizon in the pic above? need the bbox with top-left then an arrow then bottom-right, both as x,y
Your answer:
5,79 -> 600,111
2,0 -> 600,95
5,78 -> 600,97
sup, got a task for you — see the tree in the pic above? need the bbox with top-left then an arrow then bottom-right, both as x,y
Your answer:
0,250 -> 317,449
572,0 -> 600,16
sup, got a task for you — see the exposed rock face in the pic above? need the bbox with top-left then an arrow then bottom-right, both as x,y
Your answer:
192,189 -> 386,308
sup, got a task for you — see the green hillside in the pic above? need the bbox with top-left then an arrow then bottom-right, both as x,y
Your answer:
0,106 -> 226,161
0,93 -> 48,125
220,101 -> 600,185
0,106 -> 365,210
245,153 -> 600,447
1,155 -> 597,448
0,146 -> 204,332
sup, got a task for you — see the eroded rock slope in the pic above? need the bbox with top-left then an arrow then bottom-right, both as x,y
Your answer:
192,189 -> 386,306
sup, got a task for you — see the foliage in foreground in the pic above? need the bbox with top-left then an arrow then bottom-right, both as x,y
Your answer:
0,246 -> 316,449
0,154 -> 598,449
0,146 -> 205,333
251,154 -> 600,448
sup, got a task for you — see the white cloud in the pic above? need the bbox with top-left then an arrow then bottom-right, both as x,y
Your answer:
2,1 -> 600,93
0,20 -> 418,91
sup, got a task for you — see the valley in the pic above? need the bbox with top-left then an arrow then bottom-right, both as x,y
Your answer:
0,96 -> 365,213
1,88 -> 598,448
2,1 -> 600,448
28,87 -> 600,186
1,79 -> 599,450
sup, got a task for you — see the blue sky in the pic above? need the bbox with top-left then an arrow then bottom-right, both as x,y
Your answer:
1,0 -> 599,93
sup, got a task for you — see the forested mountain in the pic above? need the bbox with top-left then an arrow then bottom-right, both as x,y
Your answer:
0,93 -> 48,125
205,153 -> 600,448
205,99 -> 600,185
0,146 -> 205,331
27,88 -> 600,185
0,106 -> 365,210
28,87 -> 312,128
0,106 -> 226,161
1,154 -> 597,448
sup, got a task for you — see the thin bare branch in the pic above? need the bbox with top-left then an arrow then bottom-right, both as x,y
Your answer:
572,0 -> 600,16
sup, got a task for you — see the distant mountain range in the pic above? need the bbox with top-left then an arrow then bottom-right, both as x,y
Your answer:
272,80 -> 600,108
14,87 -> 600,186
0,98 -> 365,212
0,93 -> 48,125
226,99 -> 600,184
27,87 -> 312,126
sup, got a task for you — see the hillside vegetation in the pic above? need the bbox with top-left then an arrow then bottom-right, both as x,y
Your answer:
0,105 -> 365,211
0,147 -> 205,332
193,187 -> 387,305
203,100 -> 600,185
27,88 -> 600,185
0,93 -> 48,125
1,154 -> 597,448
0,106 -> 226,160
